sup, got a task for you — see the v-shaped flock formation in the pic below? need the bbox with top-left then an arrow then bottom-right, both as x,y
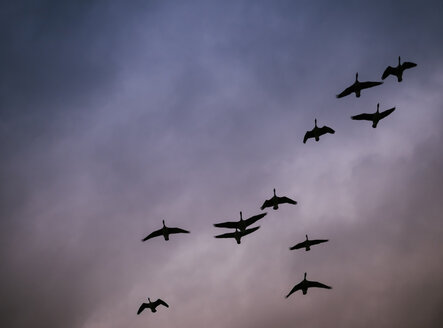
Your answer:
137,56 -> 417,316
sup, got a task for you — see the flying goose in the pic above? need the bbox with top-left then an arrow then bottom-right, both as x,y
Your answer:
260,188 -> 297,210
214,211 -> 267,232
336,73 -> 383,98
214,226 -> 260,244
290,234 -> 329,251
351,103 -> 396,128
382,56 -> 417,82
137,298 -> 169,314
285,273 -> 332,298
303,119 -> 335,143
142,220 -> 190,242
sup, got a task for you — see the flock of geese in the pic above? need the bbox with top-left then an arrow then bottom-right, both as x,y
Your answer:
137,56 -> 417,315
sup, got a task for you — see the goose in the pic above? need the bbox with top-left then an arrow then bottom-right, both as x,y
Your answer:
336,73 -> 383,98
142,220 -> 190,242
260,188 -> 297,210
290,234 -> 328,251
214,226 -> 260,244
351,103 -> 396,128
214,211 -> 267,232
382,56 -> 417,82
285,272 -> 332,298
137,298 -> 169,314
303,119 -> 335,143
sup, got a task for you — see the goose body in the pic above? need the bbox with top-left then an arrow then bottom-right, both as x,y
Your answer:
290,234 -> 329,251
336,73 -> 383,98
286,273 -> 332,298
214,211 -> 267,232
382,56 -> 417,82
142,220 -> 190,242
351,103 -> 396,128
303,119 -> 335,143
261,188 -> 297,210
214,226 -> 260,244
137,298 -> 169,314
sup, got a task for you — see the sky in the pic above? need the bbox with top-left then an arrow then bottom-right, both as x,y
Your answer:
1,0 -> 443,327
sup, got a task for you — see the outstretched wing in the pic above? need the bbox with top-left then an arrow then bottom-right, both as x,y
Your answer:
214,221 -> 238,229
260,199 -> 273,210
154,299 -> 169,308
244,213 -> 267,227
306,280 -> 332,290
214,231 -> 236,239
168,227 -> 190,234
277,196 -> 297,205
379,107 -> 395,120
285,282 -> 303,298
382,66 -> 395,80
359,81 -> 383,90
240,226 -> 260,236
351,113 -> 373,121
289,240 -> 306,250
137,303 -> 148,315
303,130 -> 314,144
318,125 -> 335,136
401,61 -> 417,70
336,84 -> 355,98
309,239 -> 329,246
142,228 -> 162,242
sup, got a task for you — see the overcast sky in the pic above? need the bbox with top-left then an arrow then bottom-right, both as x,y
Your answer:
1,1 -> 443,327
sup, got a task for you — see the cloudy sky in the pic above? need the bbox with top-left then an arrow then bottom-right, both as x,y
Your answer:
1,0 -> 443,327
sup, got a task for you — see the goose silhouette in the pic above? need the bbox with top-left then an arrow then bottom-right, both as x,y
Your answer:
336,73 -> 383,98
260,188 -> 297,210
142,220 -> 190,242
382,56 -> 417,82
351,103 -> 396,128
214,211 -> 267,232
290,234 -> 329,251
137,298 -> 169,314
214,226 -> 260,244
286,273 -> 332,298
303,119 -> 335,143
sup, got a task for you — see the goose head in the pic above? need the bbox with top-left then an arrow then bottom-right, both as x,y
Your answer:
304,272 -> 307,280
355,72 -> 359,82
239,211 -> 243,221
162,220 -> 166,227
273,188 -> 276,197
148,298 -> 151,303
398,56 -> 401,66
314,119 -> 317,128
305,234 -> 309,241
376,103 -> 379,113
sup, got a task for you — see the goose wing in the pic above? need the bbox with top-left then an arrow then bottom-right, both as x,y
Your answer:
244,213 -> 267,227
260,199 -> 273,210
137,303 -> 148,315
379,107 -> 395,120
153,299 -> 169,308
214,231 -> 236,239
289,240 -> 307,250
142,228 -> 163,241
336,84 -> 355,98
308,239 -> 329,246
303,129 -> 315,143
318,125 -> 335,136
214,221 -> 239,229
240,226 -> 260,237
359,80 -> 383,90
168,227 -> 190,234
285,281 -> 303,298
277,196 -> 297,205
382,66 -> 395,80
351,112 -> 373,121
306,280 -> 332,290
401,61 -> 417,70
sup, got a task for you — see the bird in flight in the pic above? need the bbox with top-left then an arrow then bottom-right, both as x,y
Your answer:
303,119 -> 335,143
261,188 -> 297,210
137,298 -> 169,314
214,211 -> 267,232
336,72 -> 383,98
289,234 -> 329,251
351,103 -> 396,128
382,56 -> 417,82
286,272 -> 332,298
142,220 -> 190,242
214,226 -> 260,244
